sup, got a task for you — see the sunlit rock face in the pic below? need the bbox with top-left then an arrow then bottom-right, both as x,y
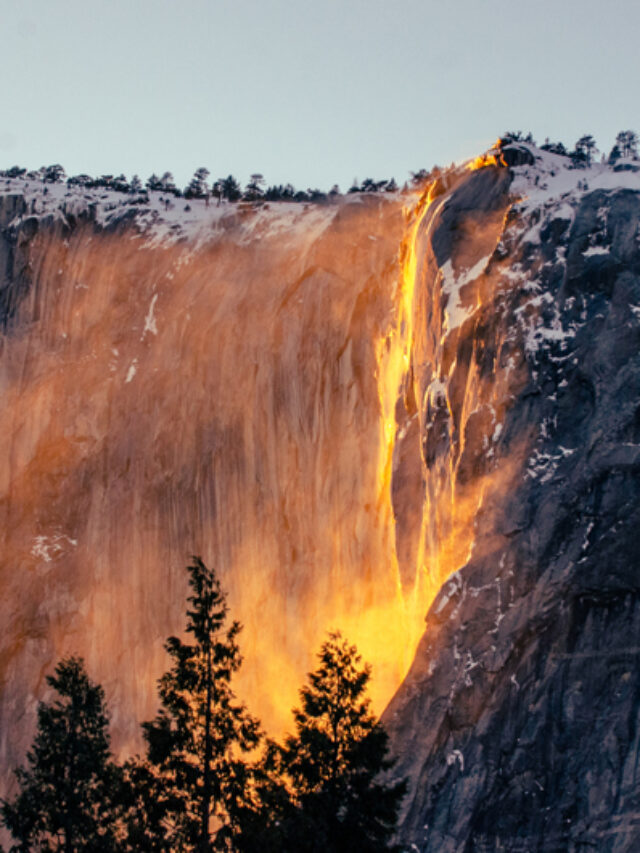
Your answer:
385,147 -> 640,851
0,184 -> 432,792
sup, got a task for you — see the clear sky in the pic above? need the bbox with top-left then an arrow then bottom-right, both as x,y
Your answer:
1,0 -> 638,192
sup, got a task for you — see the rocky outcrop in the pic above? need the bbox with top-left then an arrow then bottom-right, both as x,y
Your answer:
385,152 -> 640,851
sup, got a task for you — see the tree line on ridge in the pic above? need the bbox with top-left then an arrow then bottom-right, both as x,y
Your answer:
1,129 -> 637,208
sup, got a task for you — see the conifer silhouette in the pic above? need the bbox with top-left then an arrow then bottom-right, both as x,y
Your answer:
1,657 -> 121,852
240,633 -> 406,852
137,557 -> 260,852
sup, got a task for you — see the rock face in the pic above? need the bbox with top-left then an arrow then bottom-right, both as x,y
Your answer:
385,148 -> 640,851
2,144 -> 640,852
0,181 -> 423,792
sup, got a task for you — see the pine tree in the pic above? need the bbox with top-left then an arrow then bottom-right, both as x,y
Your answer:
157,172 -> 178,195
360,178 -> 376,192
43,164 -> 66,183
140,557 -> 261,852
0,657 -> 122,852
264,184 -> 284,201
270,633 -> 406,853
243,174 -> 265,202
614,130 -> 639,159
211,179 -> 224,205
572,135 -> 598,167
185,168 -> 210,199
409,168 -> 429,187
146,173 -> 164,192
112,174 -> 130,193
219,176 -> 241,202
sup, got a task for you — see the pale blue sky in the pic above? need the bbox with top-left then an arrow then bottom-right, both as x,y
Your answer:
1,0 -> 638,191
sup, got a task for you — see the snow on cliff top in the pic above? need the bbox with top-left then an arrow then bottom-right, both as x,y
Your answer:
0,174 -> 397,250
504,142 -> 640,210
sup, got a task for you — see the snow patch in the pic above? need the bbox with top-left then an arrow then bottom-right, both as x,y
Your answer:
440,254 -> 491,332
142,293 -> 158,338
447,750 -> 465,772
31,533 -> 78,563
125,359 -> 138,383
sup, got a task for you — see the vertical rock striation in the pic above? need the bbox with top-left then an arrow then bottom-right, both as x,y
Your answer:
0,188 -> 415,787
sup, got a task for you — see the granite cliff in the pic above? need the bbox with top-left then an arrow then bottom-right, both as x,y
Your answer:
1,141 -> 640,850
385,144 -> 640,851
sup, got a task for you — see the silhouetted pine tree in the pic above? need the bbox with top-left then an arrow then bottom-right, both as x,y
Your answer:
241,633 -> 406,853
0,657 -> 123,852
139,557 -> 261,852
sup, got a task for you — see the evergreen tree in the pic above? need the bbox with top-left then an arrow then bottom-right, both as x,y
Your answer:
614,129 -> 639,159
306,188 -> 327,202
117,759 -> 168,852
129,174 -> 143,194
234,742 -> 292,853
219,176 -> 241,202
253,633 -> 406,853
42,164 -> 66,183
608,143 -> 622,164
185,168 -> 210,199
0,657 -> 122,852
243,174 -> 265,202
140,557 -> 261,852
211,179 -> 224,204
159,172 -> 179,195
146,173 -> 164,192
572,134 -> 598,167
541,139 -> 568,156
409,168 -> 429,187
501,129 -> 523,142
264,184 -> 284,201
67,174 -> 94,188
111,174 -> 130,193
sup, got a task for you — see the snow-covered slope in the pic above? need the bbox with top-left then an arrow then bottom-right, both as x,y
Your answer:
0,173 -> 387,250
